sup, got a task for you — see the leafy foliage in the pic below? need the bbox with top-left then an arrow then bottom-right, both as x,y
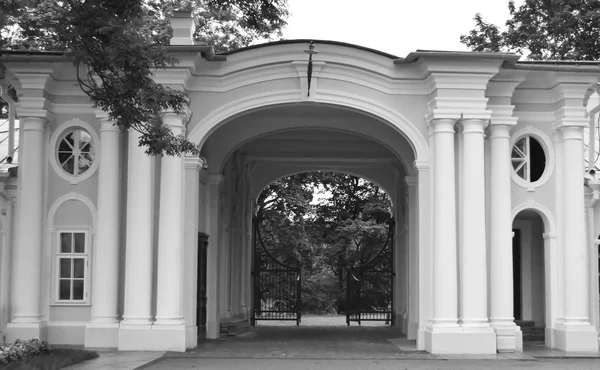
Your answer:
460,0 -> 600,60
0,0 -> 288,155
255,172 -> 392,314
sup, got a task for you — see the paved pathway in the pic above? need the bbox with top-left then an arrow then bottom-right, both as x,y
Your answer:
67,318 -> 600,369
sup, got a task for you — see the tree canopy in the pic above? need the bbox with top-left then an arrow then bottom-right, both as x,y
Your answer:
0,0 -> 288,155
460,0 -> 600,60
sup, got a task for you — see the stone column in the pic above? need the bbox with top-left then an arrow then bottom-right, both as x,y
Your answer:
85,114 -> 122,348
206,175 -> 224,339
182,156 -> 205,348
430,119 -> 458,326
118,129 -> 155,349
488,123 -> 521,352
425,118 -> 460,351
555,125 -> 598,351
5,116 -> 47,342
405,176 -> 418,340
458,119 -> 495,346
153,113 -> 187,351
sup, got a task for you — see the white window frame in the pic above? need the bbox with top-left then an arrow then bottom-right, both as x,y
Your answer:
49,119 -> 100,185
509,126 -> 555,191
52,228 -> 91,305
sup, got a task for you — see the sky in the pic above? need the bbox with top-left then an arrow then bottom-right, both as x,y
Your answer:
279,0 -> 522,58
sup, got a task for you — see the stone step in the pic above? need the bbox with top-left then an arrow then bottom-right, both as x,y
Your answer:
515,320 -> 536,328
219,318 -> 250,338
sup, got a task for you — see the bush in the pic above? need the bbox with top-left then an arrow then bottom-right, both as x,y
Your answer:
0,339 -> 48,366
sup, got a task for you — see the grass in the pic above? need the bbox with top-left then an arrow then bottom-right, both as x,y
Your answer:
0,348 -> 98,370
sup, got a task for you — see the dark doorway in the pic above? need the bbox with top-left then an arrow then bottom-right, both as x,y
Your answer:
512,229 -> 522,321
197,233 -> 208,335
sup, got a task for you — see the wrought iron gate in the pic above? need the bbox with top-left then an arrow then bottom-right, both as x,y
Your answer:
346,219 -> 395,325
251,218 -> 301,325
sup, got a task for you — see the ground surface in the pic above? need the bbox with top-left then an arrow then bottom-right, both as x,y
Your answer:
134,317 -> 600,370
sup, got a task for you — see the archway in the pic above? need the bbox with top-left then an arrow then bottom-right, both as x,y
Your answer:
251,172 -> 395,327
512,210 -> 545,343
192,102 -> 421,340
511,204 -> 558,348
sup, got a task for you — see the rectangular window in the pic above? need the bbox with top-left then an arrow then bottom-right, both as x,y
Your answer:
56,231 -> 88,303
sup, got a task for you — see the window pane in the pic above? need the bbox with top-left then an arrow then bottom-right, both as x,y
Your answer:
72,280 -> 84,300
516,165 -> 525,179
73,258 -> 84,278
58,134 -> 74,151
74,233 -> 85,253
60,233 -> 72,253
59,279 -> 71,300
60,258 -> 71,278
58,152 -> 73,164
529,137 -> 546,182
61,156 -> 75,175
78,154 -> 92,174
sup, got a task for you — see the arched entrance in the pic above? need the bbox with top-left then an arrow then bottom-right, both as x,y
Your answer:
190,102 -> 424,342
251,172 -> 396,327
511,204 -> 558,348
512,210 -> 546,342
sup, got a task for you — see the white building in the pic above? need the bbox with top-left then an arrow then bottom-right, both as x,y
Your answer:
1,12 -> 600,354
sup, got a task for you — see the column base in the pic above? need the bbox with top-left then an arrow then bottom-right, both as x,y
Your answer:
118,324 -> 187,352
425,325 -> 496,354
206,320 -> 220,339
5,321 -> 47,343
185,325 -> 198,348
554,323 -> 599,352
407,322 -> 418,340
84,322 -> 119,348
491,323 -> 523,352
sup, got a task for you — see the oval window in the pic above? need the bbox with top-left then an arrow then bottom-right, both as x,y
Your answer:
511,136 -> 546,182
57,129 -> 95,176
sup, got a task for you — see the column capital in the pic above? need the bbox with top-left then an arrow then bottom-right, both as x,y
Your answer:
16,97 -> 52,121
429,118 -> 456,134
413,160 -> 430,171
162,107 -> 192,126
19,116 -> 47,132
95,111 -> 121,133
185,156 -> 207,172
460,118 -> 488,134
560,125 -> 584,141
487,124 -> 512,140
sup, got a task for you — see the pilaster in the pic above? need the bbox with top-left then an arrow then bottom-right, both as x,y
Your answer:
153,111 -> 189,352
118,129 -> 155,350
85,111 -> 122,348
206,174 -> 224,339
552,76 -> 599,352
405,176 -> 418,340
5,74 -> 51,342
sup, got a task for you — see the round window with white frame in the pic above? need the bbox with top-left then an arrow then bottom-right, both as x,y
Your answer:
509,127 -> 554,191
57,129 -> 95,176
50,119 -> 100,185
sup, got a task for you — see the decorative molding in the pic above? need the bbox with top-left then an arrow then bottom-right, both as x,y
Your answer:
511,200 -> 557,234
189,89 -> 429,163
46,192 -> 97,233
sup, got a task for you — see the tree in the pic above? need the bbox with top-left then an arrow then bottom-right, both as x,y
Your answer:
460,0 -> 600,60
0,0 -> 288,155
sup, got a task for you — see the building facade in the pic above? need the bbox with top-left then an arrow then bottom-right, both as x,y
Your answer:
1,13 -> 600,354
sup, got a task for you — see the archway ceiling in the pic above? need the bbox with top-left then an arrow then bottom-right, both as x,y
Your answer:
200,103 -> 414,173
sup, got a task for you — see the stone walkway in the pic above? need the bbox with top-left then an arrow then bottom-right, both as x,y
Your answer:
66,318 -> 600,370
